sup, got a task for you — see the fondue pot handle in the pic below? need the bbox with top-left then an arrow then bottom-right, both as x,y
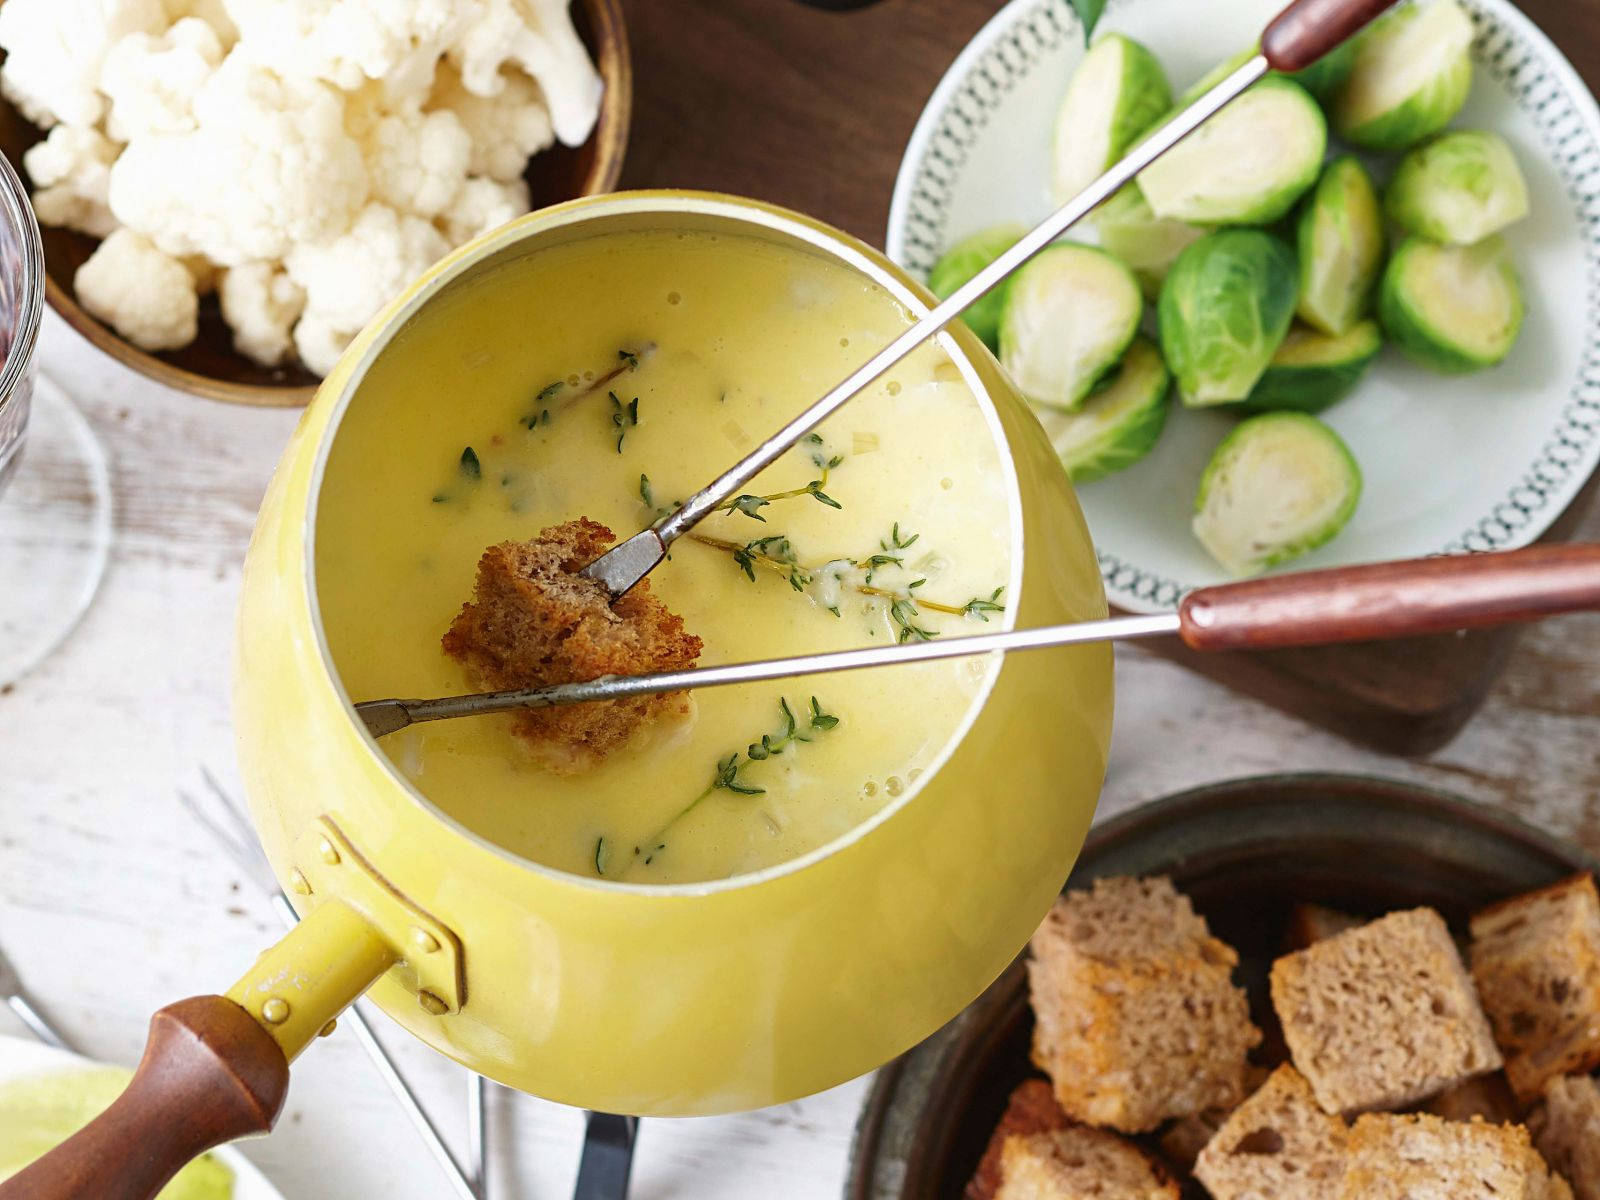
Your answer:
1260,0 -> 1399,74
0,996 -> 288,1200
1179,543 -> 1600,652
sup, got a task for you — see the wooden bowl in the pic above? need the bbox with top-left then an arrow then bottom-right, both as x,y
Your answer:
0,0 -> 631,408
846,773 -> 1599,1200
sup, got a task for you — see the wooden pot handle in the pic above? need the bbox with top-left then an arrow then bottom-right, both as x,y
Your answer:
0,996 -> 289,1200
1180,543 -> 1600,652
1260,0 -> 1400,73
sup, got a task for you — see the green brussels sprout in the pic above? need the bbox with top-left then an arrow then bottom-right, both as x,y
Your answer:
1386,130 -> 1530,245
1094,186 -> 1208,300
1289,39 -> 1358,100
927,225 -> 1026,350
1241,320 -> 1383,413
1193,411 -> 1362,576
1000,243 -> 1143,412
1379,234 -> 1524,373
1297,156 -> 1385,337
1052,33 -> 1172,203
1335,0 -> 1474,152
1037,336 -> 1172,483
1158,229 -> 1299,407
1138,75 -> 1326,225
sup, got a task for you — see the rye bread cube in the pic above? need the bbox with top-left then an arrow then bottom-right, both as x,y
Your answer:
1337,1113 -> 1572,1200
995,1128 -> 1179,1200
1470,874 -> 1600,1103
1424,1072 -> 1520,1125
968,1080 -> 1070,1200
1530,1074 -> 1600,1200
1193,1065 -> 1348,1200
1027,876 -> 1261,1133
1270,907 -> 1501,1114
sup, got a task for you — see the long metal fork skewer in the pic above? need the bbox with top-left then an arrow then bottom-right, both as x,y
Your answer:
180,770 -> 483,1200
578,54 -> 1272,598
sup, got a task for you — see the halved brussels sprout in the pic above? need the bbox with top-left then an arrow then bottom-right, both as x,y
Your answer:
1037,336 -> 1172,483
1000,243 -> 1143,412
1095,186 -> 1208,300
1158,229 -> 1298,407
1052,33 -> 1172,203
1289,39 -> 1358,100
1242,320 -> 1383,413
1386,130 -> 1530,245
1335,0 -> 1474,152
927,225 -> 1026,350
1379,234 -> 1524,373
1193,411 -> 1362,576
1297,156 -> 1385,337
1138,76 -> 1325,225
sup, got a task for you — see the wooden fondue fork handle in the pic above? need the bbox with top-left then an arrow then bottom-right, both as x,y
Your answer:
1179,544 -> 1600,651
1260,0 -> 1398,73
0,996 -> 288,1200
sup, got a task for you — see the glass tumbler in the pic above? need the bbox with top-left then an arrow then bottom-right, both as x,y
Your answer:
0,148 -> 111,685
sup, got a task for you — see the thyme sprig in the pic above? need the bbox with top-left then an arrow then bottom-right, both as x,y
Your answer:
687,526 -> 1005,640
609,696 -> 841,874
520,344 -> 650,429
609,391 -> 639,453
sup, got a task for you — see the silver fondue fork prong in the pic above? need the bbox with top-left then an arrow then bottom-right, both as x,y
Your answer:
180,770 -> 484,1200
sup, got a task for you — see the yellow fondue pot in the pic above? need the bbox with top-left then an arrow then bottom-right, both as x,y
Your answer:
1,193 -> 1112,1199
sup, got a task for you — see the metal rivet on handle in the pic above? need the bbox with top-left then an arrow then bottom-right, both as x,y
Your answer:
418,990 -> 449,1016
289,869 -> 312,895
317,837 -> 341,866
261,998 -> 290,1025
319,1019 -> 337,1038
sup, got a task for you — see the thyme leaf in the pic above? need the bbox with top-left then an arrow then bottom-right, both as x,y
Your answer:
459,446 -> 481,480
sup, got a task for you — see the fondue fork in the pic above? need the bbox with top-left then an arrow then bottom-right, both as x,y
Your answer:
358,545 -> 1600,737
177,771 -> 485,1200
0,937 -> 70,1051
577,0 -> 1401,601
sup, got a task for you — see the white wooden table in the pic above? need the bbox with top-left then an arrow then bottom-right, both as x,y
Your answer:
2,310 -> 1597,1198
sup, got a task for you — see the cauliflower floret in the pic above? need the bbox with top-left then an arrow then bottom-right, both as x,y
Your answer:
286,203 -> 449,372
162,0 -> 237,44
429,64 -> 554,184
445,0 -> 601,148
363,106 -> 471,219
100,18 -> 225,141
75,227 -> 198,351
0,0 -> 166,129
222,0 -> 471,93
23,125 -> 121,238
219,262 -> 306,366
440,176 -> 530,245
108,51 -> 368,266
292,312 -> 352,377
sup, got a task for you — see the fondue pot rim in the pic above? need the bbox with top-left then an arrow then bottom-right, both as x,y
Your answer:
298,189 -> 1028,897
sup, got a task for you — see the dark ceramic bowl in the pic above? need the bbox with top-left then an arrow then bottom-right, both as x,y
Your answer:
0,0 -> 631,407
846,773 -> 1598,1200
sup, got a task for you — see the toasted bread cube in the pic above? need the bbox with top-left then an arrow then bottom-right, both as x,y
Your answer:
1027,876 -> 1261,1133
442,518 -> 702,775
1470,874 -> 1600,1103
1424,1072 -> 1520,1124
996,1128 -> 1179,1200
1194,1065 -> 1347,1200
1285,903 -> 1365,952
1338,1113 -> 1572,1200
968,1080 -> 1070,1200
1156,1065 -> 1273,1175
1270,908 -> 1501,1114
1529,1075 -> 1600,1200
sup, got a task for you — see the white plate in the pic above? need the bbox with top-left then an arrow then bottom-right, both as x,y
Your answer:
887,0 -> 1600,611
0,1036 -> 286,1200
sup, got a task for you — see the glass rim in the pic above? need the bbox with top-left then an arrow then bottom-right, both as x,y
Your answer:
0,148 -> 44,416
